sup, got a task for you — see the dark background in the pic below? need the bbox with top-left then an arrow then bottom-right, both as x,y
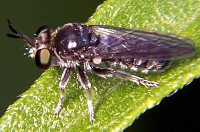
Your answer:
0,1 -> 199,131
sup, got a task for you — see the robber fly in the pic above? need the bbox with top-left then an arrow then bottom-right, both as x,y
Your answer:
6,19 -> 195,121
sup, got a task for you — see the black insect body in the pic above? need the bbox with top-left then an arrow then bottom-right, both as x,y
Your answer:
7,19 -> 195,121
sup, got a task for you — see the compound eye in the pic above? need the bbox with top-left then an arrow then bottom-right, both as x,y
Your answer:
34,25 -> 50,37
35,48 -> 51,70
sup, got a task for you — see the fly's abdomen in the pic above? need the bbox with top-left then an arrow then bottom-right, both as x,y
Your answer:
105,58 -> 170,74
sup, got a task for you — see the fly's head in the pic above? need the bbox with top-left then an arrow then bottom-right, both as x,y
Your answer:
7,19 -> 53,70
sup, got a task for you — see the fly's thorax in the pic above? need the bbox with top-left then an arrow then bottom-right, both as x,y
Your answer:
51,23 -> 101,68
53,23 -> 91,57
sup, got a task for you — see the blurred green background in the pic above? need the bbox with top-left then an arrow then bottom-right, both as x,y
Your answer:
0,0 -> 200,131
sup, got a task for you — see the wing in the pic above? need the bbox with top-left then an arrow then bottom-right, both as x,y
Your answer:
88,25 -> 195,60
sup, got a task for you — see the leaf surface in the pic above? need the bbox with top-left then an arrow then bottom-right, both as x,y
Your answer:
1,0 -> 200,131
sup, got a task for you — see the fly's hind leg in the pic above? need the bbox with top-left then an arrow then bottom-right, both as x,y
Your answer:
91,66 -> 159,87
115,70 -> 159,87
54,67 -> 71,116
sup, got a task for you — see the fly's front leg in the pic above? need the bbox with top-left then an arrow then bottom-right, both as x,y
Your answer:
91,66 -> 159,87
77,67 -> 95,122
54,67 -> 71,116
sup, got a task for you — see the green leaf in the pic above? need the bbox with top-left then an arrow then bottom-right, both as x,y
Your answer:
1,0 -> 200,131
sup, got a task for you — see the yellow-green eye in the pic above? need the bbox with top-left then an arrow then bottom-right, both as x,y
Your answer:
35,49 -> 51,70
